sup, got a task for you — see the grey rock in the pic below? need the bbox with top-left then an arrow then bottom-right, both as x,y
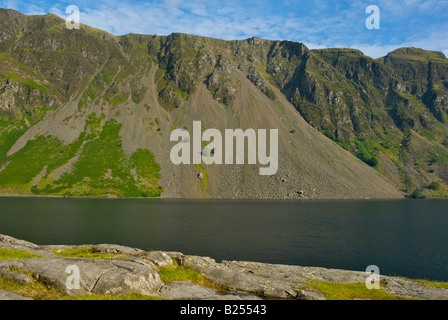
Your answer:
40,243 -> 144,256
181,256 -> 308,299
1,234 -> 447,300
181,258 -> 448,300
0,289 -> 33,300
210,294 -> 262,300
0,235 -> 56,258
92,259 -> 164,296
165,251 -> 185,263
159,281 -> 262,300
0,265 -> 9,275
0,257 -> 163,297
159,281 -> 220,300
1,271 -> 34,285
91,244 -> 145,256
296,289 -> 326,300
146,251 -> 173,268
0,234 -> 37,248
383,277 -> 448,300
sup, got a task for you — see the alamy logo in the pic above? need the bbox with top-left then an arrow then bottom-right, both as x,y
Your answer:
65,5 -> 80,30
170,121 -> 278,175
365,5 -> 380,30
65,265 -> 80,290
365,265 -> 380,289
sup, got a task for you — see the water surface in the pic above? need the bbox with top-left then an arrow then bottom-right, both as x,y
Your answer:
0,197 -> 447,281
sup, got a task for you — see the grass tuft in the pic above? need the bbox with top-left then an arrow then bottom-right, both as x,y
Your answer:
305,278 -> 417,300
157,261 -> 226,292
0,249 -> 43,260
51,247 -> 129,260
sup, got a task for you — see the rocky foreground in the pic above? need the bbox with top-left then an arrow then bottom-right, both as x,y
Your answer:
0,234 -> 447,300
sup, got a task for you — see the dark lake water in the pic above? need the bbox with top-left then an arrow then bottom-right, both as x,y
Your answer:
0,197 -> 447,282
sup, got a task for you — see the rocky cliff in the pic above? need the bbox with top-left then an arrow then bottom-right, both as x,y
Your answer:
1,8 -> 447,199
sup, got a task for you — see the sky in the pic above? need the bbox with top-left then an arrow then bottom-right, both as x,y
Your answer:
1,0 -> 447,59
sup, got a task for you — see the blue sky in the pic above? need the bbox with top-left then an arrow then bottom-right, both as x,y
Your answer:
1,0 -> 447,58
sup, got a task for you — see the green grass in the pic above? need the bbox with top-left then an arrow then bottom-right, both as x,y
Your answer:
101,71 -> 116,84
0,249 -> 43,259
25,79 -> 48,92
195,163 -> 209,193
354,139 -> 379,167
85,113 -> 104,138
108,94 -> 126,106
305,279 -> 416,300
411,189 -> 426,199
157,262 -> 226,292
24,106 -> 57,124
0,113 -> 163,197
0,272 -> 68,300
397,277 -> 448,289
0,126 -> 27,165
414,280 -> 448,289
0,271 -> 163,300
130,149 -> 163,197
428,181 -> 441,191
0,135 -> 70,188
51,247 -> 129,260
53,120 -> 139,196
48,119 -> 162,198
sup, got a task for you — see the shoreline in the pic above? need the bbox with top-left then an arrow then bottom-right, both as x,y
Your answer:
1,234 -> 447,300
0,192 -> 421,201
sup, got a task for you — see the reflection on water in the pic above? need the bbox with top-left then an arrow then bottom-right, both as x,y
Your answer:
0,197 -> 447,281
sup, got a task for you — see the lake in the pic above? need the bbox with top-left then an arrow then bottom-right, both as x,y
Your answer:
0,197 -> 447,282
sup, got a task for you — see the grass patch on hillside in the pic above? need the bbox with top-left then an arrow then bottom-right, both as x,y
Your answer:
0,115 -> 162,197
0,127 -> 27,165
0,135 -> 69,187
0,249 -> 43,259
130,149 -> 163,197
49,119 -> 162,198
305,279 -> 416,300
85,113 -> 104,138
108,94 -> 126,106
52,119 -> 139,197
195,163 -> 209,193
354,139 -> 380,167
25,79 -> 48,92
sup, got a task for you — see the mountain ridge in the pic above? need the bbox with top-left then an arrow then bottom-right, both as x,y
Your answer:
0,8 -> 447,199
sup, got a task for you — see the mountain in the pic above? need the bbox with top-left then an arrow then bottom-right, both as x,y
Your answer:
0,9 -> 446,199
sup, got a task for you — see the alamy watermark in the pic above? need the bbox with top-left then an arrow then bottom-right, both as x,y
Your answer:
170,121 -> 278,176
365,5 -> 380,30
365,265 -> 380,289
66,265 -> 80,290
65,5 -> 80,30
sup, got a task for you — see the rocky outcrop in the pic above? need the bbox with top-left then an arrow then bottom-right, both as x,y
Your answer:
1,234 -> 447,300
0,257 -> 164,296
0,289 -> 33,300
158,281 -> 261,300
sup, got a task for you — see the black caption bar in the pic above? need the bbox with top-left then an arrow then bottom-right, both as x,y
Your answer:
3,299 -> 441,319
